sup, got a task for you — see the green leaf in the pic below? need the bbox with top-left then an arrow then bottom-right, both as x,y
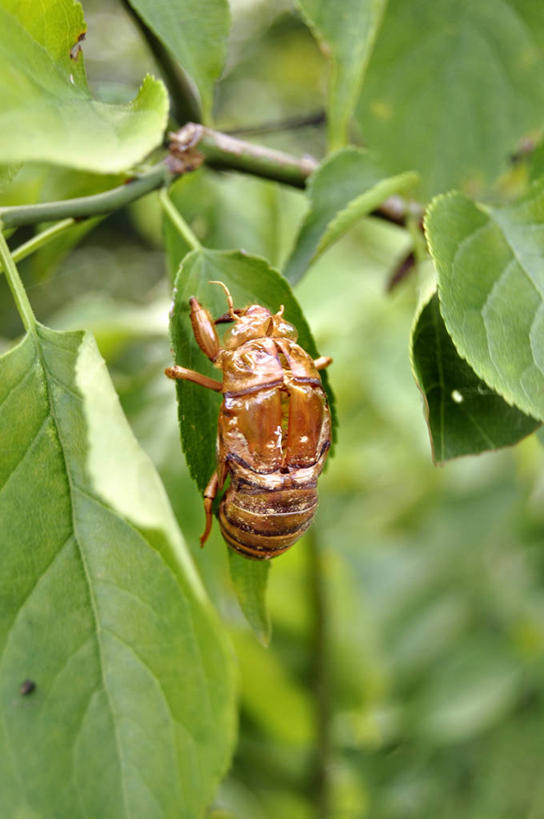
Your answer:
0,326 -> 235,817
356,0 -> 544,200
126,0 -> 230,122
169,248 -> 336,491
411,291 -> 539,462
228,551 -> 271,646
296,0 -> 387,150
425,182 -> 544,422
0,0 -> 168,173
284,148 -> 417,284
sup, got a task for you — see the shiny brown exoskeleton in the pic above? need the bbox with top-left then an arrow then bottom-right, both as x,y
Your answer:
166,282 -> 332,560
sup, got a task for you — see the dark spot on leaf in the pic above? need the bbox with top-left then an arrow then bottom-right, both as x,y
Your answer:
20,679 -> 36,696
70,32 -> 86,61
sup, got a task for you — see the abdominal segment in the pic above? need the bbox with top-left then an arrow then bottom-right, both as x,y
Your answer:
219,484 -> 318,559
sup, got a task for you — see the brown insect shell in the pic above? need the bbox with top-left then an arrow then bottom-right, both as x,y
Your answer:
212,303 -> 331,560
221,305 -> 298,351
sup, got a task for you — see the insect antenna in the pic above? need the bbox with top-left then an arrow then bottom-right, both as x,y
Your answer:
208,280 -> 239,320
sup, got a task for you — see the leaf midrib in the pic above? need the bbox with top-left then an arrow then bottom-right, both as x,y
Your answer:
35,338 -> 131,817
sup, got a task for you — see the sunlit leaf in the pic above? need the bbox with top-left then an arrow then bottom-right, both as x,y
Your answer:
284,148 -> 417,284
0,0 -> 168,172
0,325 -> 235,817
425,182 -> 544,422
411,291 -> 539,461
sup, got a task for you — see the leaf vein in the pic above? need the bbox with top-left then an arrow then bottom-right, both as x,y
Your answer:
0,411 -> 51,494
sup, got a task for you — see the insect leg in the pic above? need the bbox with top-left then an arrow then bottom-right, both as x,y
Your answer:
200,472 -> 219,547
190,297 -> 222,361
313,356 -> 332,370
165,365 -> 222,391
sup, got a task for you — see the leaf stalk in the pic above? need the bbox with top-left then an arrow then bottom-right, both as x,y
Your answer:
159,189 -> 201,251
0,224 -> 37,333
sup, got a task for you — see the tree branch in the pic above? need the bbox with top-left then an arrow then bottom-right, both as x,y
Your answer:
0,125 -> 423,230
168,122 -> 318,188
224,110 -> 326,137
0,164 -> 172,229
169,124 -> 424,226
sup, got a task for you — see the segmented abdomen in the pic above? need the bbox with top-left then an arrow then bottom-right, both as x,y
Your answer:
219,481 -> 318,559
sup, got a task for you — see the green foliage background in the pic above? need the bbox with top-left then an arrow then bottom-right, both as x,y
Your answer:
2,0 -> 544,817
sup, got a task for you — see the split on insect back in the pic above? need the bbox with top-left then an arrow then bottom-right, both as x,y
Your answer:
167,248 -> 335,564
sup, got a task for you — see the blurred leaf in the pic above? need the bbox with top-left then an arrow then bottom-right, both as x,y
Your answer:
528,142 -> 544,182
231,630 -> 314,745
0,164 -> 20,192
49,293 -> 169,360
168,248 -> 335,492
426,183 -> 544,422
416,639 -> 522,744
357,0 -> 544,200
284,148 -> 417,284
0,0 -> 168,172
126,0 -> 230,122
411,291 -> 539,461
0,326 -> 235,817
228,551 -> 271,646
296,0 -> 387,149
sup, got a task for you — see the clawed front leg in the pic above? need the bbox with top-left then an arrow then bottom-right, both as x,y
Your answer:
165,365 -> 222,391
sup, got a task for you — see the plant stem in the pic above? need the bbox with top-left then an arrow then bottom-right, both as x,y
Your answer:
0,224 -> 37,334
169,123 -> 318,188
0,164 -> 172,229
308,531 -> 332,819
0,127 -> 423,230
158,189 -> 201,251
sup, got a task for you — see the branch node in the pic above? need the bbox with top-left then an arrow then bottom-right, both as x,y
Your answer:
167,124 -> 208,175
